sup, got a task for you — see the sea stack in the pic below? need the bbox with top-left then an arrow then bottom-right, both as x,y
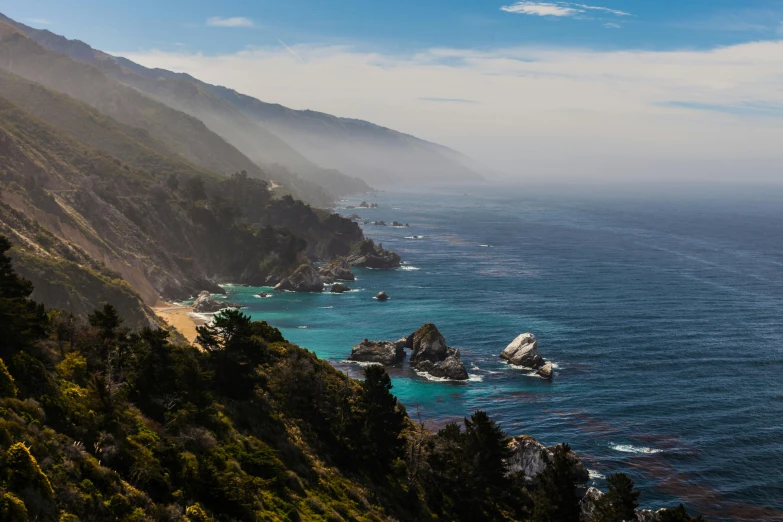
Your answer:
376,291 -> 389,301
348,339 -> 406,365
407,323 -> 469,380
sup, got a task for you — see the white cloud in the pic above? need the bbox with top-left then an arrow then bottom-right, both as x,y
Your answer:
501,2 -> 581,17
27,18 -> 52,25
603,22 -> 621,29
118,40 -> 783,183
206,17 -> 254,28
501,2 -> 630,18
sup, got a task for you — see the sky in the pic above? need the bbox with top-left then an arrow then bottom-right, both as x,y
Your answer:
5,0 -> 783,182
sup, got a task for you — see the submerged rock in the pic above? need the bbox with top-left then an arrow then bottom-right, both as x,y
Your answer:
331,283 -> 350,293
376,291 -> 389,301
254,292 -> 269,298
193,291 -> 241,313
349,339 -> 405,366
319,257 -> 355,282
274,264 -> 324,292
500,333 -> 545,368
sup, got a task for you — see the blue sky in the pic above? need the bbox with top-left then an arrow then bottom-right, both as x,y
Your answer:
5,0 -> 783,55
4,1 -> 783,182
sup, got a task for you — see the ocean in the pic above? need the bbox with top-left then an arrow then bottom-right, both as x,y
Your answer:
217,184 -> 783,520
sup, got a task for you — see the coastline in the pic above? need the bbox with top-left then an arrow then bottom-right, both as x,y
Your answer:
153,302 -> 205,344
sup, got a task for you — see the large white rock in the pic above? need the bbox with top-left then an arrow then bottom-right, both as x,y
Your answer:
580,487 -> 604,522
500,333 -> 544,368
504,435 -> 550,483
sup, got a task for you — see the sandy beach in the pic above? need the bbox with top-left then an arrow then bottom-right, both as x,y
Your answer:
153,303 -> 206,344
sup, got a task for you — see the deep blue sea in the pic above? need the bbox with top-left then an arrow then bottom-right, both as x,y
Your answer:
218,184 -> 783,520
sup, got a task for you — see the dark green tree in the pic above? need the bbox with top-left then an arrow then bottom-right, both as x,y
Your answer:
532,443 -> 581,522
593,473 -> 640,522
0,236 -> 48,359
360,365 -> 407,469
463,410 -> 512,494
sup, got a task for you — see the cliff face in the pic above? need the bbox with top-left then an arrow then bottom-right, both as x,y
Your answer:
0,96 -> 362,326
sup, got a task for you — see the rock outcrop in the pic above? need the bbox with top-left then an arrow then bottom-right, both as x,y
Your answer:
407,323 -> 469,381
579,487 -> 604,521
347,240 -> 402,269
192,291 -> 241,313
505,435 -> 589,484
537,362 -> 553,380
500,333 -> 545,368
348,339 -> 406,366
274,264 -> 324,292
376,291 -> 389,301
331,283 -> 350,293
318,257 -> 355,282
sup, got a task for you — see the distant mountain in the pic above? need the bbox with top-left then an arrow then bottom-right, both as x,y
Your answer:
0,19 -> 338,206
0,12 -> 486,187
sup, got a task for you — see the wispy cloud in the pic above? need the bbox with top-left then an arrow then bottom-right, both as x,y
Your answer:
27,18 -> 52,25
603,22 -> 621,29
500,2 -> 630,18
206,17 -> 254,28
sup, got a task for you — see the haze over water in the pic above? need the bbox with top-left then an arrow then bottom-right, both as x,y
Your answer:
219,184 -> 783,520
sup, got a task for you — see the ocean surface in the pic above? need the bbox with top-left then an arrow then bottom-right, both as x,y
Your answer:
216,184 -> 783,520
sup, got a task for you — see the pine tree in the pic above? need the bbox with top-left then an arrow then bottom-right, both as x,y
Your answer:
532,443 -> 581,522
594,473 -> 640,522
360,365 -> 407,469
0,236 -> 48,359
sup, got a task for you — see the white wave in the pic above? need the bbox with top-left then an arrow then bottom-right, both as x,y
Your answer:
588,469 -> 605,480
414,370 -> 472,383
610,444 -> 662,454
188,312 -> 214,324
319,306 -> 334,309
343,360 -> 383,367
468,374 -> 484,382
551,362 -> 560,369
297,326 -> 309,329
479,244 -> 492,248
400,266 -> 420,271
405,235 -> 425,239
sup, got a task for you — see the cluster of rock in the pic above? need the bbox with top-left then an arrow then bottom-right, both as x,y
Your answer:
349,323 -> 468,380
358,201 -> 379,209
318,257 -> 355,282
349,339 -> 405,365
367,220 -> 409,228
331,283 -> 350,294
274,265 -> 324,292
347,243 -> 402,269
500,333 -> 553,380
192,291 -> 242,313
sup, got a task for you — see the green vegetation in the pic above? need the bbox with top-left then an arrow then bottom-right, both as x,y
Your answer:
0,237 -> 706,521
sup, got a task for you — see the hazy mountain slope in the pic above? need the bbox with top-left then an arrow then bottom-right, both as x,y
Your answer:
0,95 -> 363,326
0,14 -> 372,198
0,22 -> 267,184
0,12 -> 484,187
0,69 -> 217,182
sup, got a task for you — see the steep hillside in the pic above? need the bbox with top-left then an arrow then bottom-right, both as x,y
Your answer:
0,12 -> 485,187
0,95 -> 363,324
0,14 -> 371,198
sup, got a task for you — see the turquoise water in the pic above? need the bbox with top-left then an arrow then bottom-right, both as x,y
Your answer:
217,184 -> 783,520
